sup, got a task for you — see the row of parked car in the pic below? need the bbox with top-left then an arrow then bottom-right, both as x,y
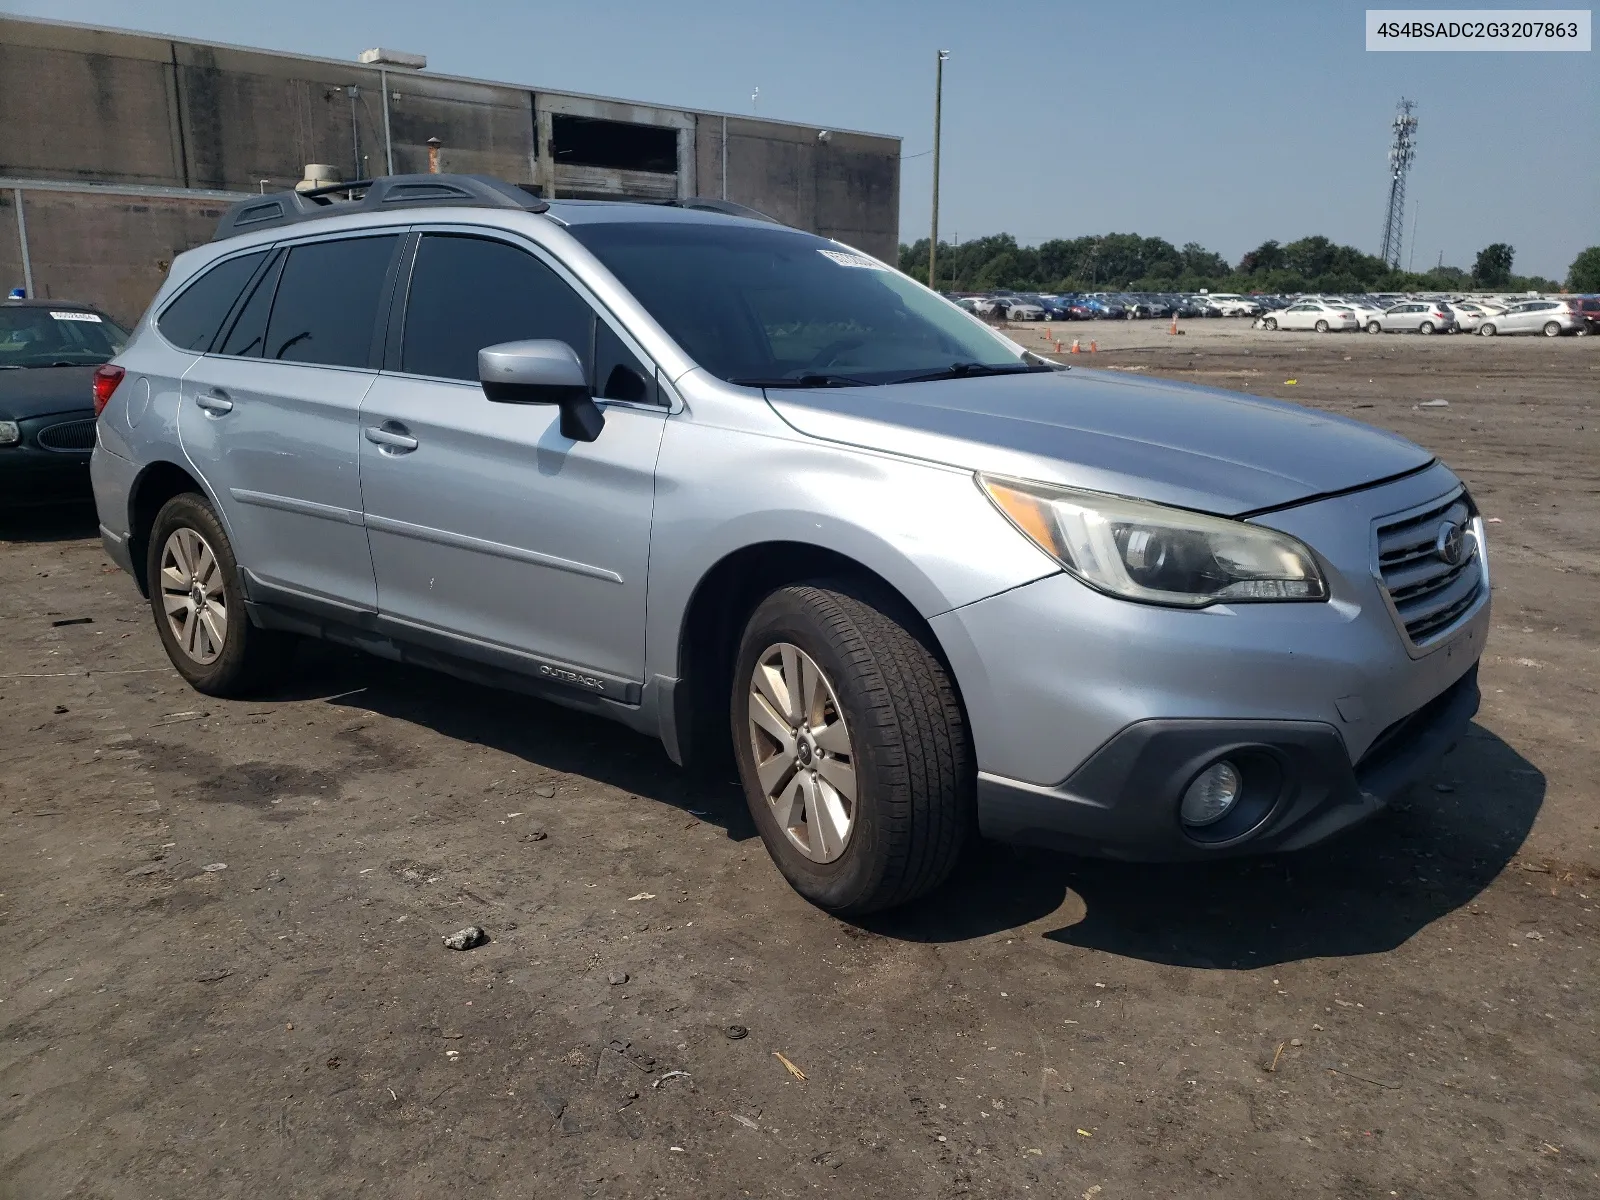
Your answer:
953,289 -> 1600,337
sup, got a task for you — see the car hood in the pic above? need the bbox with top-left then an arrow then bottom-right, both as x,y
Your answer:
766,368 -> 1434,516
0,366 -> 96,419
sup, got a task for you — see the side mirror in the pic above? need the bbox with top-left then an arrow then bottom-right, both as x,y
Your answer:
478,340 -> 605,442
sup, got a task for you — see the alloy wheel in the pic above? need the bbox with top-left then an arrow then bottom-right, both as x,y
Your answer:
747,642 -> 857,863
159,527 -> 228,665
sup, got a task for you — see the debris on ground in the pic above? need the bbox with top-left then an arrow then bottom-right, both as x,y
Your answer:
608,971 -> 629,986
652,1070 -> 691,1089
442,925 -> 487,951
532,784 -> 556,798
773,1051 -> 807,1081
1418,398 -> 1450,408
201,862 -> 227,873
730,1113 -> 759,1130
50,617 -> 93,627
627,892 -> 655,901
725,1024 -> 748,1040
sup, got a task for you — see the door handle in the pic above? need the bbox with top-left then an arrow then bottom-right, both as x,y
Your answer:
195,390 -> 234,415
364,423 -> 419,453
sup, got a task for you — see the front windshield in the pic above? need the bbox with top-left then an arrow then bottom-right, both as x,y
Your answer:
0,307 -> 128,368
567,221 -> 1030,386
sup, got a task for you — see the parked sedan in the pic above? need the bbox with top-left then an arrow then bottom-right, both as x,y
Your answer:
1447,301 -> 1504,333
1365,302 -> 1456,335
1478,299 -> 1584,337
999,299 -> 1046,321
0,300 -> 129,507
1261,301 -> 1359,333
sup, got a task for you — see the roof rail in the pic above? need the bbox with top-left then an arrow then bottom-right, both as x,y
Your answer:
211,174 -> 550,241
665,197 -> 782,224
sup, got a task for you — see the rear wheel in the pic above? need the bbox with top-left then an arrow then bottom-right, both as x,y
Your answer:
1418,321 -> 1435,335
1543,321 -> 1562,338
147,493 -> 291,697
1366,321 -> 1382,334
1314,319 -> 1329,333
732,581 -> 973,915
1479,323 -> 1497,337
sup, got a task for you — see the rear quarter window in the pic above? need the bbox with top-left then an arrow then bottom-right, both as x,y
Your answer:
157,251 -> 270,351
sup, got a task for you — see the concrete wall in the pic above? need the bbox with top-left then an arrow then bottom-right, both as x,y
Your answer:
695,117 -> 900,262
1,15 -> 901,320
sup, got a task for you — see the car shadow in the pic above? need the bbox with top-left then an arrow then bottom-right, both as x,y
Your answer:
271,643 -> 1539,965
0,502 -> 99,543
861,722 -> 1545,967
283,641 -> 758,843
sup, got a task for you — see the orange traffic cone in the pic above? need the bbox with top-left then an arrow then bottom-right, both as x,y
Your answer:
1089,340 -> 1098,353
1070,339 -> 1080,354
1170,312 -> 1179,335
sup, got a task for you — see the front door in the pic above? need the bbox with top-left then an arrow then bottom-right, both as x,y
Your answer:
357,231 -> 665,699
179,233 -> 402,609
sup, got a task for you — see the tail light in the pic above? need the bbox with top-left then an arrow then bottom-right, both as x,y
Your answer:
92,364 -> 125,416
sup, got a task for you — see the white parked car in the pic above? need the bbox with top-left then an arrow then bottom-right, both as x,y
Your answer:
1262,300 -> 1360,333
1448,301 -> 1504,332
1365,302 -> 1456,335
1000,299 -> 1046,321
1477,299 -> 1584,337
1203,293 -> 1262,317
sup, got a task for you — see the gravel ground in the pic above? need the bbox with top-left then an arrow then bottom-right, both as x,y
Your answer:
2,325 -> 1596,1199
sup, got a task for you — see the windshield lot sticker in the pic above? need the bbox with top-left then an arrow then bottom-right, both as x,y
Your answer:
50,310 -> 103,322
818,249 -> 884,270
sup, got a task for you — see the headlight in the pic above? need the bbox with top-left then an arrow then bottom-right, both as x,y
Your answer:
978,474 -> 1327,608
0,420 -> 19,447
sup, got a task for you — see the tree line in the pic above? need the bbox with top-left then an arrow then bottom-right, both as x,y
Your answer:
897,231 -> 1595,295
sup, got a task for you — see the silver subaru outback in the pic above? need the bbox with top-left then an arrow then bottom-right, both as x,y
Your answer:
90,175 -> 1489,913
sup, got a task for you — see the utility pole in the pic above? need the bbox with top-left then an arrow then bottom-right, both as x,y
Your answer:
929,49 -> 949,290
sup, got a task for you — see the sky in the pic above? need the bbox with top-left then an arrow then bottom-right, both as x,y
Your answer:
6,0 -> 1596,278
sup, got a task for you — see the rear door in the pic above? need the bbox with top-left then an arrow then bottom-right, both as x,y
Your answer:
179,232 -> 402,611
357,228 -> 666,698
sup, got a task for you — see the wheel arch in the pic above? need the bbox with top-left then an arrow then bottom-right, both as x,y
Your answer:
668,540 -> 971,772
125,459 -> 226,596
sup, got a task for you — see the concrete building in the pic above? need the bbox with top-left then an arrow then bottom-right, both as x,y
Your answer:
0,15 -> 901,324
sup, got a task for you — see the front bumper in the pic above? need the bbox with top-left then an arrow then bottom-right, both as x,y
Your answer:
976,665 -> 1478,860
930,461 -> 1489,860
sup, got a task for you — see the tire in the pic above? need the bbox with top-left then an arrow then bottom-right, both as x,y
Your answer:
1543,321 -> 1562,338
731,580 -> 974,915
1314,319 -> 1329,333
1263,317 -> 1278,331
146,493 -> 291,697
1366,321 -> 1382,334
1418,321 -> 1434,335
1479,323 -> 1496,337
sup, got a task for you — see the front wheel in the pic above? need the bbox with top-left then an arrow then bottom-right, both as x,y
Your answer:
1263,317 -> 1278,331
1366,321 -> 1382,334
1543,321 -> 1562,338
732,581 -> 973,915
1479,323 -> 1497,337
1314,319 -> 1329,333
146,493 -> 291,697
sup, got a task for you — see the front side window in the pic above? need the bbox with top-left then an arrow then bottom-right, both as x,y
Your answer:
401,234 -> 595,383
158,251 -> 268,351
566,221 -> 1034,387
264,236 -> 399,367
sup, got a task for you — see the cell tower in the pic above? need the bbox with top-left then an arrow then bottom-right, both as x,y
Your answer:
1379,99 -> 1418,270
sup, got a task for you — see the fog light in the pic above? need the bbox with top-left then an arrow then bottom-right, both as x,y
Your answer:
1181,760 -> 1241,827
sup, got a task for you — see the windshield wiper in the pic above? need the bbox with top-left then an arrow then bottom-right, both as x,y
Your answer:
729,373 -> 870,389
890,361 -> 1054,385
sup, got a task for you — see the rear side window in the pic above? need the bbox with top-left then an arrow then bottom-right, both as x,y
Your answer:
157,251 -> 269,351
218,251 -> 285,358
401,234 -> 595,383
264,236 -> 399,367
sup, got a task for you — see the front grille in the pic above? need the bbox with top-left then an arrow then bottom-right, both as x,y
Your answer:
1374,489 -> 1483,648
35,418 -> 98,452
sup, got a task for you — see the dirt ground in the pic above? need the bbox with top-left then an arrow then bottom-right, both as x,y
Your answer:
3,323 -> 1597,1199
